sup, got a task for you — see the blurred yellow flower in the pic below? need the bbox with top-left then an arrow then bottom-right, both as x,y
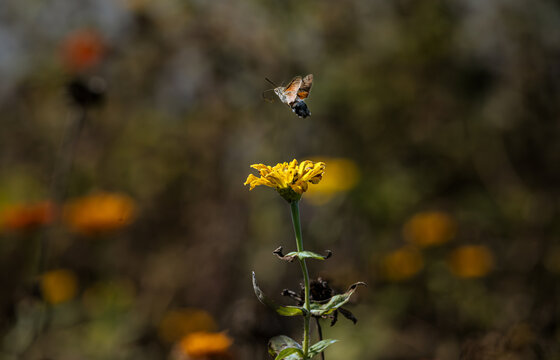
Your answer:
40,269 -> 78,305
63,192 -> 135,235
305,157 -> 359,205
1,201 -> 55,232
382,246 -> 424,281
179,331 -> 232,358
159,308 -> 217,343
447,245 -> 494,278
244,159 -> 325,202
403,211 -> 456,247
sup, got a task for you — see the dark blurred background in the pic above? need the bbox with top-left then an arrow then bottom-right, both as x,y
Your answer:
1,0 -> 559,359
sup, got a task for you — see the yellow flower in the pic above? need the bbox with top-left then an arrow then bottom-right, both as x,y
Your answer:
63,192 -> 135,235
244,159 -> 325,202
159,308 -> 217,343
179,331 -> 232,358
403,211 -> 456,247
40,269 -> 78,304
305,157 -> 359,205
381,246 -> 424,281
447,245 -> 494,278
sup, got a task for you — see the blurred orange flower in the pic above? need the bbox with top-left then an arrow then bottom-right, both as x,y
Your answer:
61,29 -> 105,72
1,201 -> 55,232
63,192 -> 135,235
403,211 -> 456,247
382,246 -> 424,281
305,157 -> 360,205
447,245 -> 494,278
179,331 -> 232,358
40,269 -> 78,305
159,308 -> 217,343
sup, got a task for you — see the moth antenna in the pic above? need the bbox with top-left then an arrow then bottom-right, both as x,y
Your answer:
265,77 -> 278,87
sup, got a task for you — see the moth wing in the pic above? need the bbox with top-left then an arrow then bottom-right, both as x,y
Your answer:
297,74 -> 313,100
262,88 -> 276,103
282,76 -> 302,104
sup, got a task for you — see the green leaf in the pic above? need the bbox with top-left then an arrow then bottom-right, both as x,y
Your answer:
285,250 -> 332,261
252,272 -> 306,316
308,339 -> 338,358
273,246 -> 332,262
275,348 -> 304,360
309,282 -> 366,316
268,336 -> 303,360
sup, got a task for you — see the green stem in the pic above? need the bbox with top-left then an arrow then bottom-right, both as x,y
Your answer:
290,201 -> 311,358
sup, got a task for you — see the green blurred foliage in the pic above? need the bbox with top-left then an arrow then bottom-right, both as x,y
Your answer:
1,0 -> 559,359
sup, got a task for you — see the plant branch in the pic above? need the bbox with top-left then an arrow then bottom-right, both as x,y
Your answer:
290,201 -> 311,358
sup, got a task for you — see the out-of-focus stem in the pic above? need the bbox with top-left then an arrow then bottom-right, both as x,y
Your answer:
40,107 -> 87,272
20,106 -> 87,359
315,318 -> 325,360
